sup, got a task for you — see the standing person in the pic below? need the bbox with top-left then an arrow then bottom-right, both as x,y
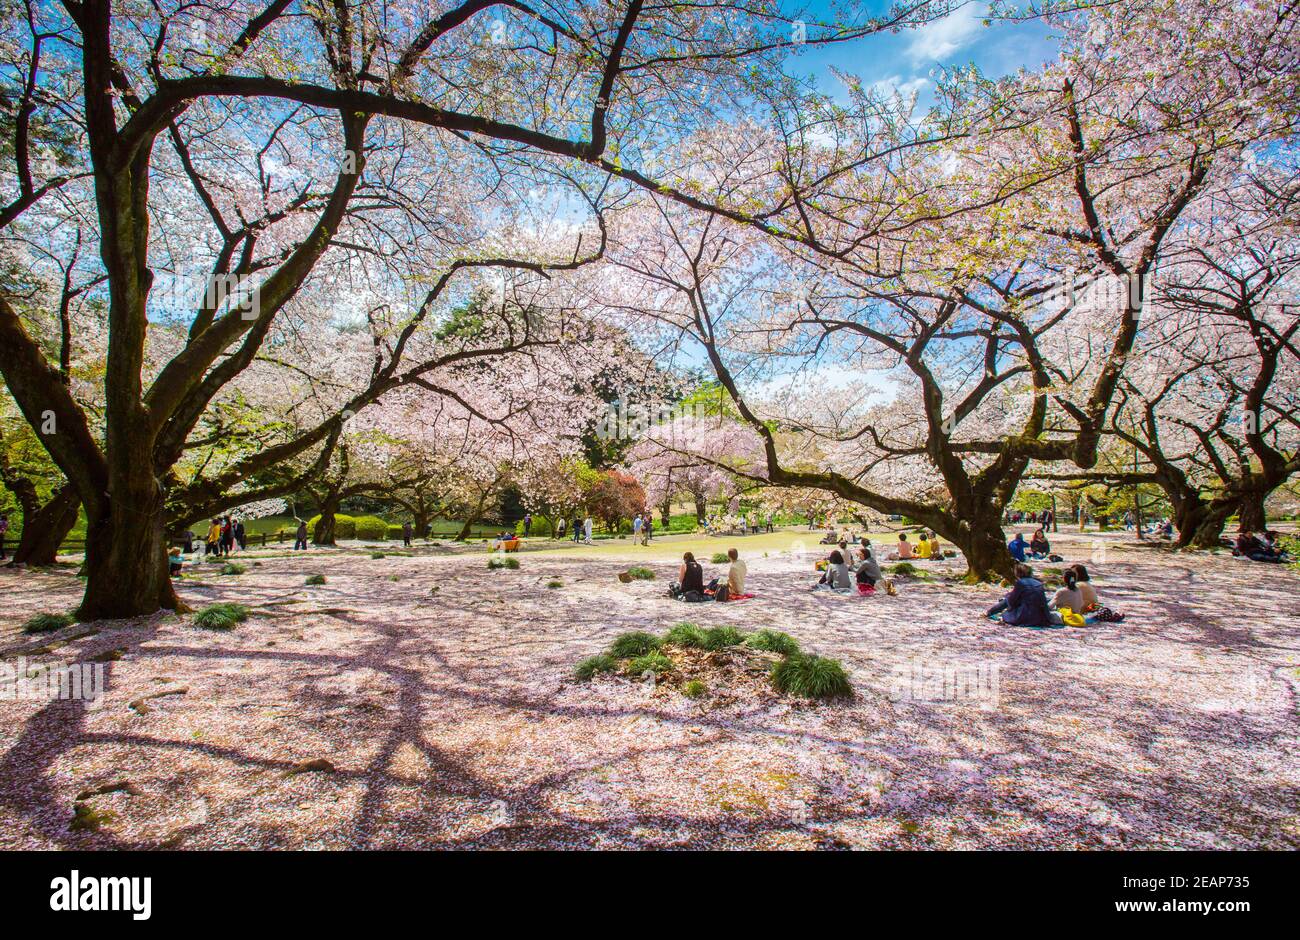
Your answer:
234,517 -> 246,552
0,512 -> 8,560
556,517 -> 566,540
523,513 -> 532,537
643,515 -> 653,544
632,513 -> 643,542
220,516 -> 234,556
583,515 -> 593,545
402,521 -> 413,548
206,517 -> 222,556
181,528 -> 195,554
294,518 -> 309,551
571,514 -> 582,543
766,512 -> 774,533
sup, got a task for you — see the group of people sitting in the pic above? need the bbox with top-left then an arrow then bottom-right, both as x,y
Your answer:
669,548 -> 750,602
1007,528 -> 1057,562
1234,530 -> 1291,563
887,531 -> 945,561
811,540 -> 894,596
986,562 -> 1121,627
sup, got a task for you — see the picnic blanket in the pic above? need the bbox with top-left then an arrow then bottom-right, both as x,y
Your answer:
723,592 -> 756,602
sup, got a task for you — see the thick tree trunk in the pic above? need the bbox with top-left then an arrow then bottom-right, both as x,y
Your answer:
78,485 -> 182,620
10,485 -> 80,567
455,494 -> 487,542
659,497 -> 671,530
313,495 -> 340,545
1174,497 -> 1235,550
693,493 -> 707,522
953,525 -> 1016,583
412,510 -> 431,540
1236,489 -> 1268,533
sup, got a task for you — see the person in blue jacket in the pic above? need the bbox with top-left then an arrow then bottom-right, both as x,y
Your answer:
1007,532 -> 1028,562
987,564 -> 1057,626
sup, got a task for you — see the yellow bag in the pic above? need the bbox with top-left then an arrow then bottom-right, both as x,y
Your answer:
1060,606 -> 1085,627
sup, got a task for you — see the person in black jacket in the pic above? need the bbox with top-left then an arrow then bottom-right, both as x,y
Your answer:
987,564 -> 1057,626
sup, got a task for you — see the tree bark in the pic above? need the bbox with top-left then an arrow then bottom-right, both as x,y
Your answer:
1236,488 -> 1268,532
77,481 -> 183,620
9,485 -> 80,567
945,518 -> 1016,583
313,494 -> 341,545
693,492 -> 707,522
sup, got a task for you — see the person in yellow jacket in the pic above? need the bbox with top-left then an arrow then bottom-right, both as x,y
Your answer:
916,531 -> 934,559
205,518 -> 222,557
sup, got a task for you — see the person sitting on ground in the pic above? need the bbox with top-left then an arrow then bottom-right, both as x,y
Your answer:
820,525 -> 838,545
890,532 -> 914,561
673,551 -> 707,600
926,532 -> 942,558
1261,530 -> 1291,560
987,563 -> 1058,626
168,546 -> 184,577
813,550 -> 853,591
1068,564 -> 1100,611
1029,527 -> 1050,558
1007,532 -> 1028,563
712,548 -> 749,601
853,545 -> 882,593
1235,530 -> 1281,562
1051,566 -> 1088,614
917,531 -> 934,559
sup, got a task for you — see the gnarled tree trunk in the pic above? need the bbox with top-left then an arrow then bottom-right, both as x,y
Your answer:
10,485 -> 80,567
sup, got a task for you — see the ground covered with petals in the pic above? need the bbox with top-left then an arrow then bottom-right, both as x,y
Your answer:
1,532 -> 1296,850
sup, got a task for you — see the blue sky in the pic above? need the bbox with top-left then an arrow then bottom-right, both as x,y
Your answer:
787,2 -> 1061,103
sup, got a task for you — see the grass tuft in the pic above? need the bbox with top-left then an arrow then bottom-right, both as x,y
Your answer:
610,631 -> 661,657
682,680 -> 708,699
702,625 -> 745,650
546,579 -> 563,589
624,650 -> 673,677
710,552 -> 729,564
745,629 -> 800,656
889,562 -> 918,576
305,573 -> 327,586
488,556 -> 520,570
220,562 -> 246,576
575,653 -> 618,680
23,611 -> 75,634
626,565 -> 655,580
770,653 -> 853,700
663,622 -> 708,648
192,602 -> 250,631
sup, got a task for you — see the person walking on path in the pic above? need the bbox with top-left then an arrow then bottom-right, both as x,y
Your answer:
234,517 -> 246,551
583,515 -> 593,544
633,513 -> 643,542
402,521 -> 413,548
294,518 -> 309,551
642,515 -> 653,545
572,514 -> 582,543
523,513 -> 532,537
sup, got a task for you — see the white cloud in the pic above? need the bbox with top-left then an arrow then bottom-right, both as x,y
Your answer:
907,3 -> 986,64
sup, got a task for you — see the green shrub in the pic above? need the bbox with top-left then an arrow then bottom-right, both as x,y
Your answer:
305,574 -> 327,585
387,525 -> 406,540
306,514 -> 357,539
745,629 -> 800,656
624,651 -> 673,677
710,552 -> 729,565
890,562 -> 918,576
353,515 -> 389,540
370,552 -> 386,560
682,680 -> 708,699
702,625 -> 745,650
610,631 -> 661,657
193,602 -> 250,631
770,654 -> 852,699
220,562 -> 246,576
663,622 -> 707,648
23,611 -> 75,634
488,556 -> 520,570
546,579 -> 563,589
575,653 -> 618,680
626,565 -> 655,580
